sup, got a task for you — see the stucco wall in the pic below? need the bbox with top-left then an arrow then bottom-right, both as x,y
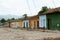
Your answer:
18,20 -> 23,28
29,20 -> 38,29
29,16 -> 39,29
39,15 -> 47,28
23,20 -> 29,28
47,13 -> 60,30
10,22 -> 19,28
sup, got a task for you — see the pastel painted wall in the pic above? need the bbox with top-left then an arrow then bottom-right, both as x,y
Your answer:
23,20 -> 29,28
18,20 -> 23,28
47,13 -> 60,30
28,16 -> 39,29
10,22 -> 19,28
39,15 -> 47,28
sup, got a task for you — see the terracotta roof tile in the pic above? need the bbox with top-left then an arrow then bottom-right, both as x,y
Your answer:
43,7 -> 60,14
28,15 -> 39,19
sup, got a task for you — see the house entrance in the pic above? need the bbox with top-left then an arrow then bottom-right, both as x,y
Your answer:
47,19 -> 52,29
37,21 -> 39,29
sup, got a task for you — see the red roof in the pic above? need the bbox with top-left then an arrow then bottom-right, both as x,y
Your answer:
43,7 -> 60,14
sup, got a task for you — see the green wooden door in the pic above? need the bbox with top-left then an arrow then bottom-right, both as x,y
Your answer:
47,19 -> 52,30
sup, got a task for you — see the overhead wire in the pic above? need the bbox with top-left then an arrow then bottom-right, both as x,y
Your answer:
26,0 -> 32,14
26,0 -> 56,15
32,0 -> 36,9
31,0 -> 37,15
52,0 -> 56,7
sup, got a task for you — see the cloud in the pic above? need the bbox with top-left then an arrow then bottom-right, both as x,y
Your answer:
0,0 -> 60,16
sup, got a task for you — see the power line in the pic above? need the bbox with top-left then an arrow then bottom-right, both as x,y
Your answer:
32,0 -> 37,15
32,0 -> 38,13
32,0 -> 36,8
26,0 -> 32,14
52,0 -> 56,7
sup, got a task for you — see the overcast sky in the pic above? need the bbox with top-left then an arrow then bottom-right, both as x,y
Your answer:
0,0 -> 60,16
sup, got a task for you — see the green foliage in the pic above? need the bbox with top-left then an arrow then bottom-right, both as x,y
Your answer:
23,14 -> 28,20
0,18 -> 6,23
38,6 -> 50,15
7,19 -> 11,22
11,18 -> 15,20
41,6 -> 49,11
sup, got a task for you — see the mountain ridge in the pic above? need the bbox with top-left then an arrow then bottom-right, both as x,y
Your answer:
0,15 -> 21,20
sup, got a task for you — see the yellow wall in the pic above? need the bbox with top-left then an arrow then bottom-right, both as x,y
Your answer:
29,16 -> 39,29
18,20 -> 23,28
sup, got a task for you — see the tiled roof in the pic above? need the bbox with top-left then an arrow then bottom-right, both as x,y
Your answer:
43,7 -> 60,14
28,15 -> 39,19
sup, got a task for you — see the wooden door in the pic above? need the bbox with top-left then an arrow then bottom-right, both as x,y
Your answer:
34,21 -> 36,29
37,21 -> 39,29
47,19 -> 52,29
23,22 -> 25,28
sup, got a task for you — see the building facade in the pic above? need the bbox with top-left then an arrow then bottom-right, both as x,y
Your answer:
28,15 -> 39,29
39,7 -> 60,30
10,20 -> 19,28
18,19 -> 23,28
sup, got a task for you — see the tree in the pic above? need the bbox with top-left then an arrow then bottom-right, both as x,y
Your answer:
23,14 -> 28,29
0,18 -> 6,23
23,14 -> 28,20
38,6 -> 51,32
11,18 -> 15,20
7,19 -> 11,27
38,6 -> 50,15
7,19 -> 10,22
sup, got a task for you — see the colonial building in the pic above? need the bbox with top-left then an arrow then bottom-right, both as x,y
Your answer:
23,20 -> 29,28
22,15 -> 39,29
10,20 -> 19,28
39,7 -> 60,30
28,15 -> 39,29
18,19 -> 23,28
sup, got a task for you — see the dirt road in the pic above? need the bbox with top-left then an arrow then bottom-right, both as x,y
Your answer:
0,28 -> 60,40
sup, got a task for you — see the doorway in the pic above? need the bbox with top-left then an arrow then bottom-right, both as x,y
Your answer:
23,22 -> 25,28
34,21 -> 36,29
26,22 -> 28,29
47,19 -> 52,30
37,21 -> 39,29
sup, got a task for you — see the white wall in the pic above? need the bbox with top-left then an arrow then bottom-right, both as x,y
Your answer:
11,22 -> 18,28
23,20 -> 29,27
15,22 -> 19,27
39,15 -> 47,28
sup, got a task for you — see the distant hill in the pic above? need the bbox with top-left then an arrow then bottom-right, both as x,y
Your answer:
0,15 -> 22,20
